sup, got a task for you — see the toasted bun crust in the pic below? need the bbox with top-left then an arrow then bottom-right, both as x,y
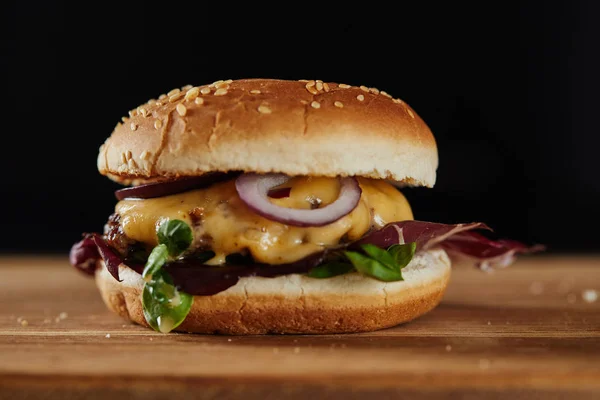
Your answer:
95,249 -> 450,334
98,79 -> 438,187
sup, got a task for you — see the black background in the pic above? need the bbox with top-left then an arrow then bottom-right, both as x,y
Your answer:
3,2 -> 599,253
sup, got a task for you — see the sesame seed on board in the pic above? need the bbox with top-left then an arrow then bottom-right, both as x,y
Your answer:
258,104 -> 272,114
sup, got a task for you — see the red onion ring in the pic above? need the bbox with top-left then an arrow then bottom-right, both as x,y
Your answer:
115,172 -> 238,200
235,173 -> 362,227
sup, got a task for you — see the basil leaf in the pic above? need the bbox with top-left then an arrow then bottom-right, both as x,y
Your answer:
388,242 -> 417,268
142,244 -> 168,280
308,261 -> 354,278
142,270 -> 193,333
157,219 -> 193,257
360,244 -> 397,269
344,251 -> 404,282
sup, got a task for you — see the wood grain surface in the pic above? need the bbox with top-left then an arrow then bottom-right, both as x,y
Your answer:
0,255 -> 598,399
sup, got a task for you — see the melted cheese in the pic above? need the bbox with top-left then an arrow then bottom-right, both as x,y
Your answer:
115,177 -> 413,264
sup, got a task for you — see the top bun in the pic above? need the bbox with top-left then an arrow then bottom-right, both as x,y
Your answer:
98,79 -> 438,187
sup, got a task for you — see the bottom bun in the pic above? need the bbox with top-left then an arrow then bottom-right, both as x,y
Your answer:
96,249 -> 451,334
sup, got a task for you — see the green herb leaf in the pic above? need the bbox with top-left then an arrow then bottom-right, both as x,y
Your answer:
142,243 -> 169,280
157,219 -> 193,257
308,261 -> 354,278
344,251 -> 404,281
388,242 -> 417,268
360,244 -> 397,269
142,270 -> 193,333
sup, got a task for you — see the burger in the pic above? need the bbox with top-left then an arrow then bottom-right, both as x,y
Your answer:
70,79 -> 538,334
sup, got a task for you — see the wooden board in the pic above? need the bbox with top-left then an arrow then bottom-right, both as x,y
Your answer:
0,255 -> 599,399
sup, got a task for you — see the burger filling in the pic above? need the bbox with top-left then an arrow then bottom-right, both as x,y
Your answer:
111,177 -> 413,265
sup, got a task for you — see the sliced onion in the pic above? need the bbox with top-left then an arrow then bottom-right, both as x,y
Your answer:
235,173 -> 362,227
115,172 -> 237,200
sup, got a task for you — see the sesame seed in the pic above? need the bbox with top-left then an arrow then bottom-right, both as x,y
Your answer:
158,94 -> 167,100
334,101 -> 344,108
128,110 -> 137,118
338,83 -> 351,89
155,101 -> 163,106
369,87 -> 380,94
184,87 -> 200,101
224,79 -> 233,84
323,83 -> 330,92
311,101 -> 320,109
307,86 -> 318,95
393,98 -> 403,104
316,79 -> 323,83
214,88 -> 228,96
176,103 -> 187,116
126,150 -> 132,160
167,88 -> 181,97
300,100 -> 309,104
406,108 -> 415,118
169,92 -> 184,102
212,80 -> 224,87
250,89 -> 261,94
258,104 -> 272,114
215,82 -> 230,89
299,79 -> 309,82
381,91 -> 392,98
105,334 -> 111,338
200,87 -> 211,95
360,85 -> 369,92
195,97 -> 204,105
121,116 -> 127,123
138,107 -> 148,117
120,153 -> 127,164
182,84 -> 193,91
316,81 -> 324,91
154,119 -> 163,129
582,289 -> 598,303
128,158 -> 138,169
130,122 -> 137,131
140,151 -> 151,160
306,80 -> 316,87
357,94 -> 365,101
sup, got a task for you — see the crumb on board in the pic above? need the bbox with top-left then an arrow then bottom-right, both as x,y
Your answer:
20,320 -> 28,327
445,345 -> 452,352
105,334 -> 111,338
59,312 -> 68,320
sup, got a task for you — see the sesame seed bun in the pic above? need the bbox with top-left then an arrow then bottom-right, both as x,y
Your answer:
98,79 -> 438,187
95,248 -> 450,334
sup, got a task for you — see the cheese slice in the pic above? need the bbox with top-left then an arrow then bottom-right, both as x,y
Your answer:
115,177 -> 413,264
